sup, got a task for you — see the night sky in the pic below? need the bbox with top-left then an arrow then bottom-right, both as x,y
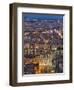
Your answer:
22,13 -> 64,21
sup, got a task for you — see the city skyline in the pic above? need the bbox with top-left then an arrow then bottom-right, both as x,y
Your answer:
23,13 -> 63,75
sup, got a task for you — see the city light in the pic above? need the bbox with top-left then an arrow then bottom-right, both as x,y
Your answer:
23,13 -> 63,74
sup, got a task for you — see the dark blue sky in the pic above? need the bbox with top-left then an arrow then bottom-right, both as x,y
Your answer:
22,13 -> 64,21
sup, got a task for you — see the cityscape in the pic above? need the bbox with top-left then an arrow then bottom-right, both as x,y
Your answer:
22,13 -> 63,75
